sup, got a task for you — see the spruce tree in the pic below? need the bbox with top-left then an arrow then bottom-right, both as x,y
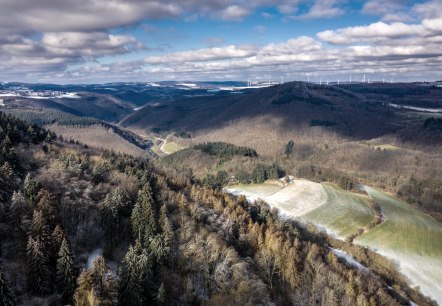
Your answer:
23,173 -> 40,203
156,283 -> 166,306
35,189 -> 58,227
0,263 -> 17,306
56,238 -> 79,304
26,236 -> 52,295
29,210 -> 53,258
118,240 -> 152,305
8,191 -> 30,234
131,185 -> 156,242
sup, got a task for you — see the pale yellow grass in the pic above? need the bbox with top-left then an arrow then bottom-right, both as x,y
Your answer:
46,124 -> 147,157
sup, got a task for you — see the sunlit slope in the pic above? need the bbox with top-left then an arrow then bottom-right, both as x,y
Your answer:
355,187 -> 442,303
226,181 -> 375,238
304,183 -> 376,238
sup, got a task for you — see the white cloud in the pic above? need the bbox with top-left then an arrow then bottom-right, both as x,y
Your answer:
297,0 -> 344,19
317,22 -> 425,45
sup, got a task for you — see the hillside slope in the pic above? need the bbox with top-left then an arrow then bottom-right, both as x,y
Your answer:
0,111 -> 437,305
121,82 -> 403,139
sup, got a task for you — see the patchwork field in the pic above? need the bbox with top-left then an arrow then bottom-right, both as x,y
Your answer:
226,181 -> 442,304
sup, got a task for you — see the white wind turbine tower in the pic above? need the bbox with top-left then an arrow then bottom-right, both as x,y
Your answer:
350,75 -> 352,83
363,74 -> 366,83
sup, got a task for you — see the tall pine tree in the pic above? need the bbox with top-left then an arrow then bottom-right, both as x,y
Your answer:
26,236 -> 52,295
0,263 -> 17,306
131,184 -> 156,242
56,238 -> 79,304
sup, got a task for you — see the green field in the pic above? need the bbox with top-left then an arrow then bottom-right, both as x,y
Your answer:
162,141 -> 186,154
226,182 -> 442,303
304,183 -> 376,238
355,187 -> 442,303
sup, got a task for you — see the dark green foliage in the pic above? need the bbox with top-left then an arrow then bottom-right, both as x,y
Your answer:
284,140 -> 294,155
4,109 -> 100,126
423,117 -> 442,131
8,191 -> 31,235
28,210 -> 53,254
202,170 -> 230,190
194,142 -> 258,158
0,163 -> 17,203
236,169 -> 251,184
56,238 -> 79,304
131,184 -> 157,242
100,188 -> 132,242
24,174 -> 41,204
251,163 -> 281,183
156,283 -> 166,306
0,263 -> 17,306
310,120 -> 337,127
119,241 -> 152,305
26,236 -> 53,295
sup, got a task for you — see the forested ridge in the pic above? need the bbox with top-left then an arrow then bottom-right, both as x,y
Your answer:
0,111 -> 436,305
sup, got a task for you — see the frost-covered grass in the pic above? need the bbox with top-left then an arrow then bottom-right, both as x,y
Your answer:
226,181 -> 442,303
372,144 -> 401,151
303,183 -> 375,238
224,183 -> 282,202
355,187 -> 442,303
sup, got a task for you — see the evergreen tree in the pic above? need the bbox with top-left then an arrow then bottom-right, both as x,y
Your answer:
131,185 -> 156,242
52,224 -> 66,253
119,245 -> 143,306
8,191 -> 30,234
100,188 -> 131,242
0,263 -> 17,306
26,236 -> 52,295
56,238 -> 79,304
74,256 -> 118,306
285,140 -> 295,155
23,173 -> 40,203
35,189 -> 58,227
28,210 -> 53,255
156,283 -> 166,306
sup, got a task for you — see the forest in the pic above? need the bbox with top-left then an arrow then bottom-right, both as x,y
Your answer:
0,111 -> 437,305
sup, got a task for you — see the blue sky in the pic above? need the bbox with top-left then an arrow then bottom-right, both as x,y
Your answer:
0,0 -> 440,83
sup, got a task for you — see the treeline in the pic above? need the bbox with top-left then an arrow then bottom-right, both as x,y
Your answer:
4,109 -> 100,126
194,141 -> 258,158
398,176 -> 442,215
423,117 -> 442,131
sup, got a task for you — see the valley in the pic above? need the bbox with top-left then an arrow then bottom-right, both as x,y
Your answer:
1,81 -> 441,305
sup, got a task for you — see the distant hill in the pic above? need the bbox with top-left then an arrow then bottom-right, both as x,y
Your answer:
121,82 -> 402,139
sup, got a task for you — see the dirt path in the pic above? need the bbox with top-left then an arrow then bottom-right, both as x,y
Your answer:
155,137 -> 170,155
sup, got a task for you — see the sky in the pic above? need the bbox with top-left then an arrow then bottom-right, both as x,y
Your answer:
0,0 -> 441,83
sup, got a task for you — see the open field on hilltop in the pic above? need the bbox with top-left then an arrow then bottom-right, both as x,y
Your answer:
226,181 -> 376,239
304,183 -> 376,238
355,187 -> 442,303
227,180 -> 327,216
46,124 -> 148,157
